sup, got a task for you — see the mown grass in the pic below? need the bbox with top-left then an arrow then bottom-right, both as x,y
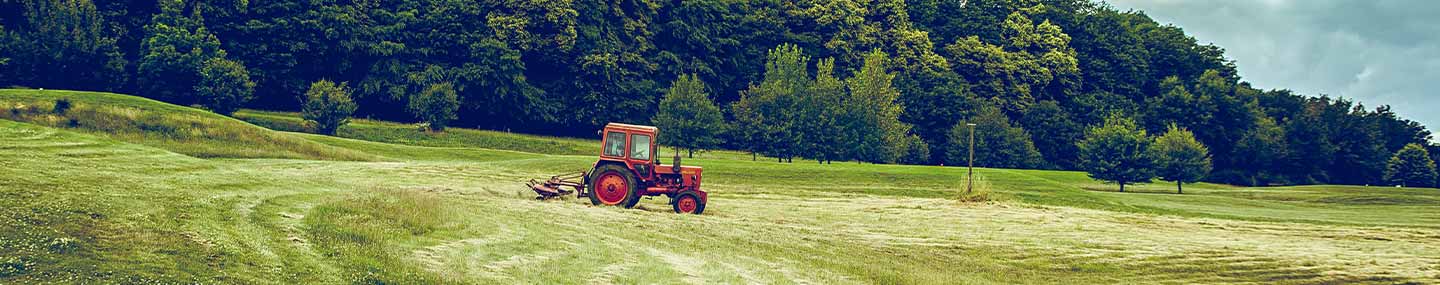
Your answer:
0,89 -> 374,160
3,90 -> 1438,284
305,188 -> 459,284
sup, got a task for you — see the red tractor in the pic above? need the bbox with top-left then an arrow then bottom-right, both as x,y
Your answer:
528,123 -> 708,214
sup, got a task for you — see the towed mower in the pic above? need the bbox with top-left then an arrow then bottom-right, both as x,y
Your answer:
527,123 -> 708,214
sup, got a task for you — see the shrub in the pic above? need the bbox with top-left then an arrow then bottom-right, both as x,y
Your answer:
302,80 -> 358,135
195,57 -> 255,116
407,82 -> 459,132
899,134 -> 930,165
53,98 -> 71,114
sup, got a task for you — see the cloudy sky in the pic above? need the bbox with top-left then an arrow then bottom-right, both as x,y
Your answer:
1107,0 -> 1440,140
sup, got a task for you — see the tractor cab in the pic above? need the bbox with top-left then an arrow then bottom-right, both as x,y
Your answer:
599,123 -> 660,179
527,123 -> 707,214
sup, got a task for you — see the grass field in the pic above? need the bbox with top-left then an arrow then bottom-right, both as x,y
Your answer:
2,89 -> 1438,284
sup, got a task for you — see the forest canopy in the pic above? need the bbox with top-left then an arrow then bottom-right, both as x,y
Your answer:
0,0 -> 1434,187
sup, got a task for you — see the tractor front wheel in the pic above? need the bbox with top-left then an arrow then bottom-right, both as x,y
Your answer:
588,164 -> 640,208
671,192 -> 705,214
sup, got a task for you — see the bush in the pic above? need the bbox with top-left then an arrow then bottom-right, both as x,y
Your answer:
900,134 -> 930,165
52,98 -> 71,114
407,82 -> 459,132
195,57 -> 255,116
302,80 -> 358,135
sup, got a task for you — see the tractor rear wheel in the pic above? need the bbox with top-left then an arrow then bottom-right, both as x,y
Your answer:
671,192 -> 705,214
588,164 -> 640,208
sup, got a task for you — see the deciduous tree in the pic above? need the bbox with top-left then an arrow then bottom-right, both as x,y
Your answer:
1384,143 -> 1438,188
136,0 -> 227,105
844,49 -> 911,163
947,103 -> 1045,169
408,82 -> 460,132
654,74 -> 726,158
1078,113 -> 1154,192
195,57 -> 254,116
302,80 -> 358,135
1149,124 -> 1211,193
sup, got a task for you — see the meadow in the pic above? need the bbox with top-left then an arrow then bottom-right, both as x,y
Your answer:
1,89 -> 1437,284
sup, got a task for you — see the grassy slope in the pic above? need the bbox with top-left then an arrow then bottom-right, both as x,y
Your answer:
2,90 -> 1438,284
0,89 -> 374,160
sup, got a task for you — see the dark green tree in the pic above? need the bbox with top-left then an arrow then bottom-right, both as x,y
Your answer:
732,44 -> 810,162
0,0 -> 127,90
1078,113 -> 1154,192
301,80 -> 358,135
896,69 -> 972,164
1228,116 -> 1288,186
900,134 -> 931,165
194,57 -> 254,116
1143,76 -> 1213,133
1384,143 -> 1438,188
1149,124 -> 1211,194
136,0 -> 226,104
795,58 -> 846,163
1021,100 -> 1082,169
844,49 -> 911,163
653,74 -> 726,158
946,103 -> 1045,169
408,82 -> 461,132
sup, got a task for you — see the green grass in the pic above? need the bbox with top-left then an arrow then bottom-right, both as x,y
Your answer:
2,89 -> 1438,284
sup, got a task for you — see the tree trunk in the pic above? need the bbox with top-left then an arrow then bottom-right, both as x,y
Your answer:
751,152 -> 756,161
1119,183 -> 1126,192
687,149 -> 694,158
1177,181 -> 1183,194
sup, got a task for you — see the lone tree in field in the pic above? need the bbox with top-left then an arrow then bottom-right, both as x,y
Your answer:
654,74 -> 725,158
1149,124 -> 1211,194
195,58 -> 254,116
302,80 -> 357,135
1384,143 -> 1438,187
409,82 -> 460,132
1078,114 -> 1154,192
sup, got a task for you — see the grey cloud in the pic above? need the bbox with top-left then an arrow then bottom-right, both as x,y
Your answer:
1107,0 -> 1440,141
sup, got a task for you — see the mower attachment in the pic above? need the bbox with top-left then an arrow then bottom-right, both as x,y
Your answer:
527,172 -> 588,200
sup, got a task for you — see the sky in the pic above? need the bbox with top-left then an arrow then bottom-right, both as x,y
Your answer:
1107,0 -> 1440,141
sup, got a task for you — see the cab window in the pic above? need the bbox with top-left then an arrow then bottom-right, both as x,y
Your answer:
630,134 -> 651,161
604,131 -> 626,157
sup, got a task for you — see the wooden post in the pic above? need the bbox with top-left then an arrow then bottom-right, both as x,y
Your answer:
967,123 -> 977,194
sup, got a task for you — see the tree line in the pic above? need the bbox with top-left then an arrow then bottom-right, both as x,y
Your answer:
1,0 -> 1436,187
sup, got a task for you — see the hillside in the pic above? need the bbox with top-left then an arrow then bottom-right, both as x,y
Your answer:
0,89 -> 373,161
2,90 -> 1437,283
